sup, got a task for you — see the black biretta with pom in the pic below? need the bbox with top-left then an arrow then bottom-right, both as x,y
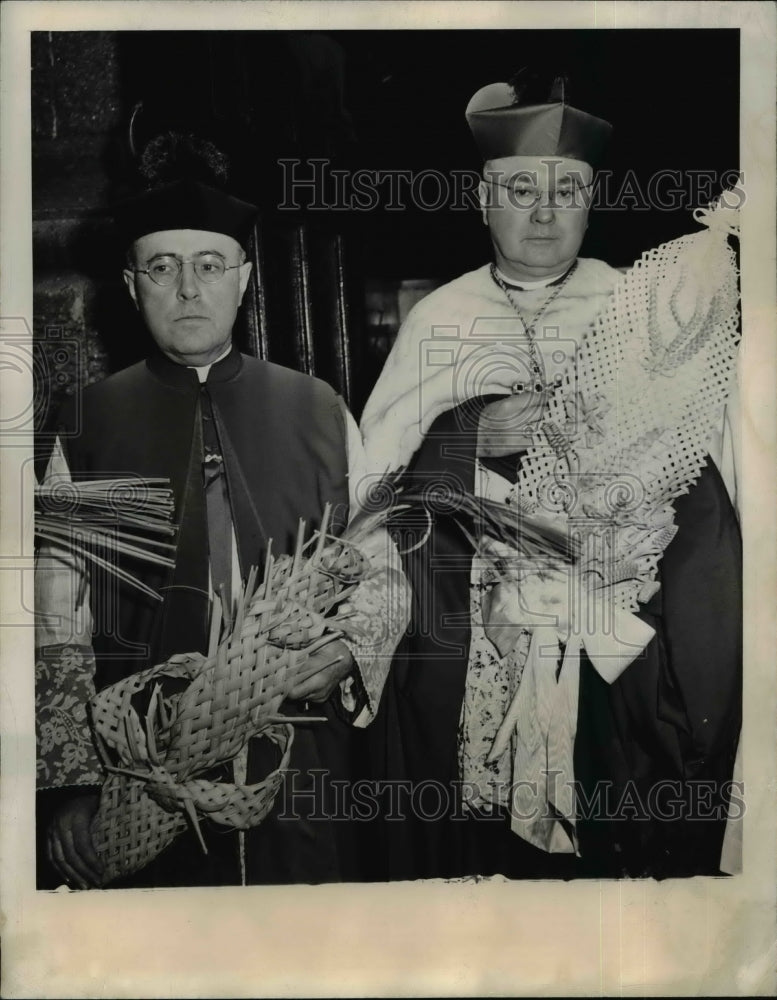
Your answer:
114,132 -> 257,249
114,179 -> 257,250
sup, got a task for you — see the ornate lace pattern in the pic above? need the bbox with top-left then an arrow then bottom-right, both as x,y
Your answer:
459,198 -> 741,838
514,212 -> 740,612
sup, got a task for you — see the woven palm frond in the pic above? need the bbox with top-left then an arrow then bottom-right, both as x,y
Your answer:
88,503 -> 376,884
35,478 -> 177,600
87,478 -> 576,884
351,473 -> 575,561
426,488 -> 574,560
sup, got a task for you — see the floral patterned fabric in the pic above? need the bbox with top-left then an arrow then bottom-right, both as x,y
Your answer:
458,579 -> 530,804
339,525 -> 411,723
36,643 -> 104,789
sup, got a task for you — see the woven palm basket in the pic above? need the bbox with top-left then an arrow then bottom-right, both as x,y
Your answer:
87,486 -> 570,885
88,505 -> 370,885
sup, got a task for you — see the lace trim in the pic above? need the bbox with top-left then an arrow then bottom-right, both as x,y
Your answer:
513,200 -> 740,611
459,196 -> 741,848
337,532 -> 410,721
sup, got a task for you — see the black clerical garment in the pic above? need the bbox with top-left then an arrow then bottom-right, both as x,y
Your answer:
38,347 -> 361,888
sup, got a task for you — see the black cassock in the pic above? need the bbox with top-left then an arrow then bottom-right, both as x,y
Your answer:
37,347 -> 373,888
366,401 -> 742,882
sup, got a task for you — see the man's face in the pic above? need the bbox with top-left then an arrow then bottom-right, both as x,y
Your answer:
479,156 -> 592,282
123,229 -> 252,366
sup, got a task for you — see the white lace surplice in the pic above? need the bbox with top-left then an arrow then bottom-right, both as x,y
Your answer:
458,208 -> 741,855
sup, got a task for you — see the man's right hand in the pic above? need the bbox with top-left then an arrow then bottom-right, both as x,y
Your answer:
477,393 -> 546,457
47,793 -> 104,889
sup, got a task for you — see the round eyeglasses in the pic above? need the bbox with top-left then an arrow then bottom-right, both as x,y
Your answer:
487,179 -> 593,209
134,254 -> 242,286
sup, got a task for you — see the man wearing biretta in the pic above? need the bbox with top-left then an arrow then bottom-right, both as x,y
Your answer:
35,136 -> 409,889
360,71 -> 741,882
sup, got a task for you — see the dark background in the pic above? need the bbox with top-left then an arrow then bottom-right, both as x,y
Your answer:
32,28 -> 739,438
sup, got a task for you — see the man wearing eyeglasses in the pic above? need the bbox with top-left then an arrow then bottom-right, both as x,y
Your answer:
35,172 -> 407,889
362,83 -> 618,472
360,74 -> 741,882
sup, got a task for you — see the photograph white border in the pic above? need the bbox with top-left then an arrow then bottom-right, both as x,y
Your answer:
1,2 -> 775,996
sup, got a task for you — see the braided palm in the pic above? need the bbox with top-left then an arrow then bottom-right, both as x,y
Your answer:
89,505 -> 369,885
88,488 -> 569,885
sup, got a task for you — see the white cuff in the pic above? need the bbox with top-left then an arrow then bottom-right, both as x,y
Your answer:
579,602 -> 655,684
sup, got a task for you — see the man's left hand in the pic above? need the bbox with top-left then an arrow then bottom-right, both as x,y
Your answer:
482,572 -> 571,658
286,638 -> 354,703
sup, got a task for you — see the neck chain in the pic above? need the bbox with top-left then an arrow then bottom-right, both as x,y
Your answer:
490,261 -> 578,394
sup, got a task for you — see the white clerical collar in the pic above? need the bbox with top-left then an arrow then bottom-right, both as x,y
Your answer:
189,343 -> 233,384
494,264 -> 570,291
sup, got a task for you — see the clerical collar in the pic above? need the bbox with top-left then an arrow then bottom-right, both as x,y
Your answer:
189,343 -> 233,383
147,343 -> 243,387
494,262 -> 576,291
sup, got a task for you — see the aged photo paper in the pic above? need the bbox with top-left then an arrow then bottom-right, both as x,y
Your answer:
1,1 -> 775,996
